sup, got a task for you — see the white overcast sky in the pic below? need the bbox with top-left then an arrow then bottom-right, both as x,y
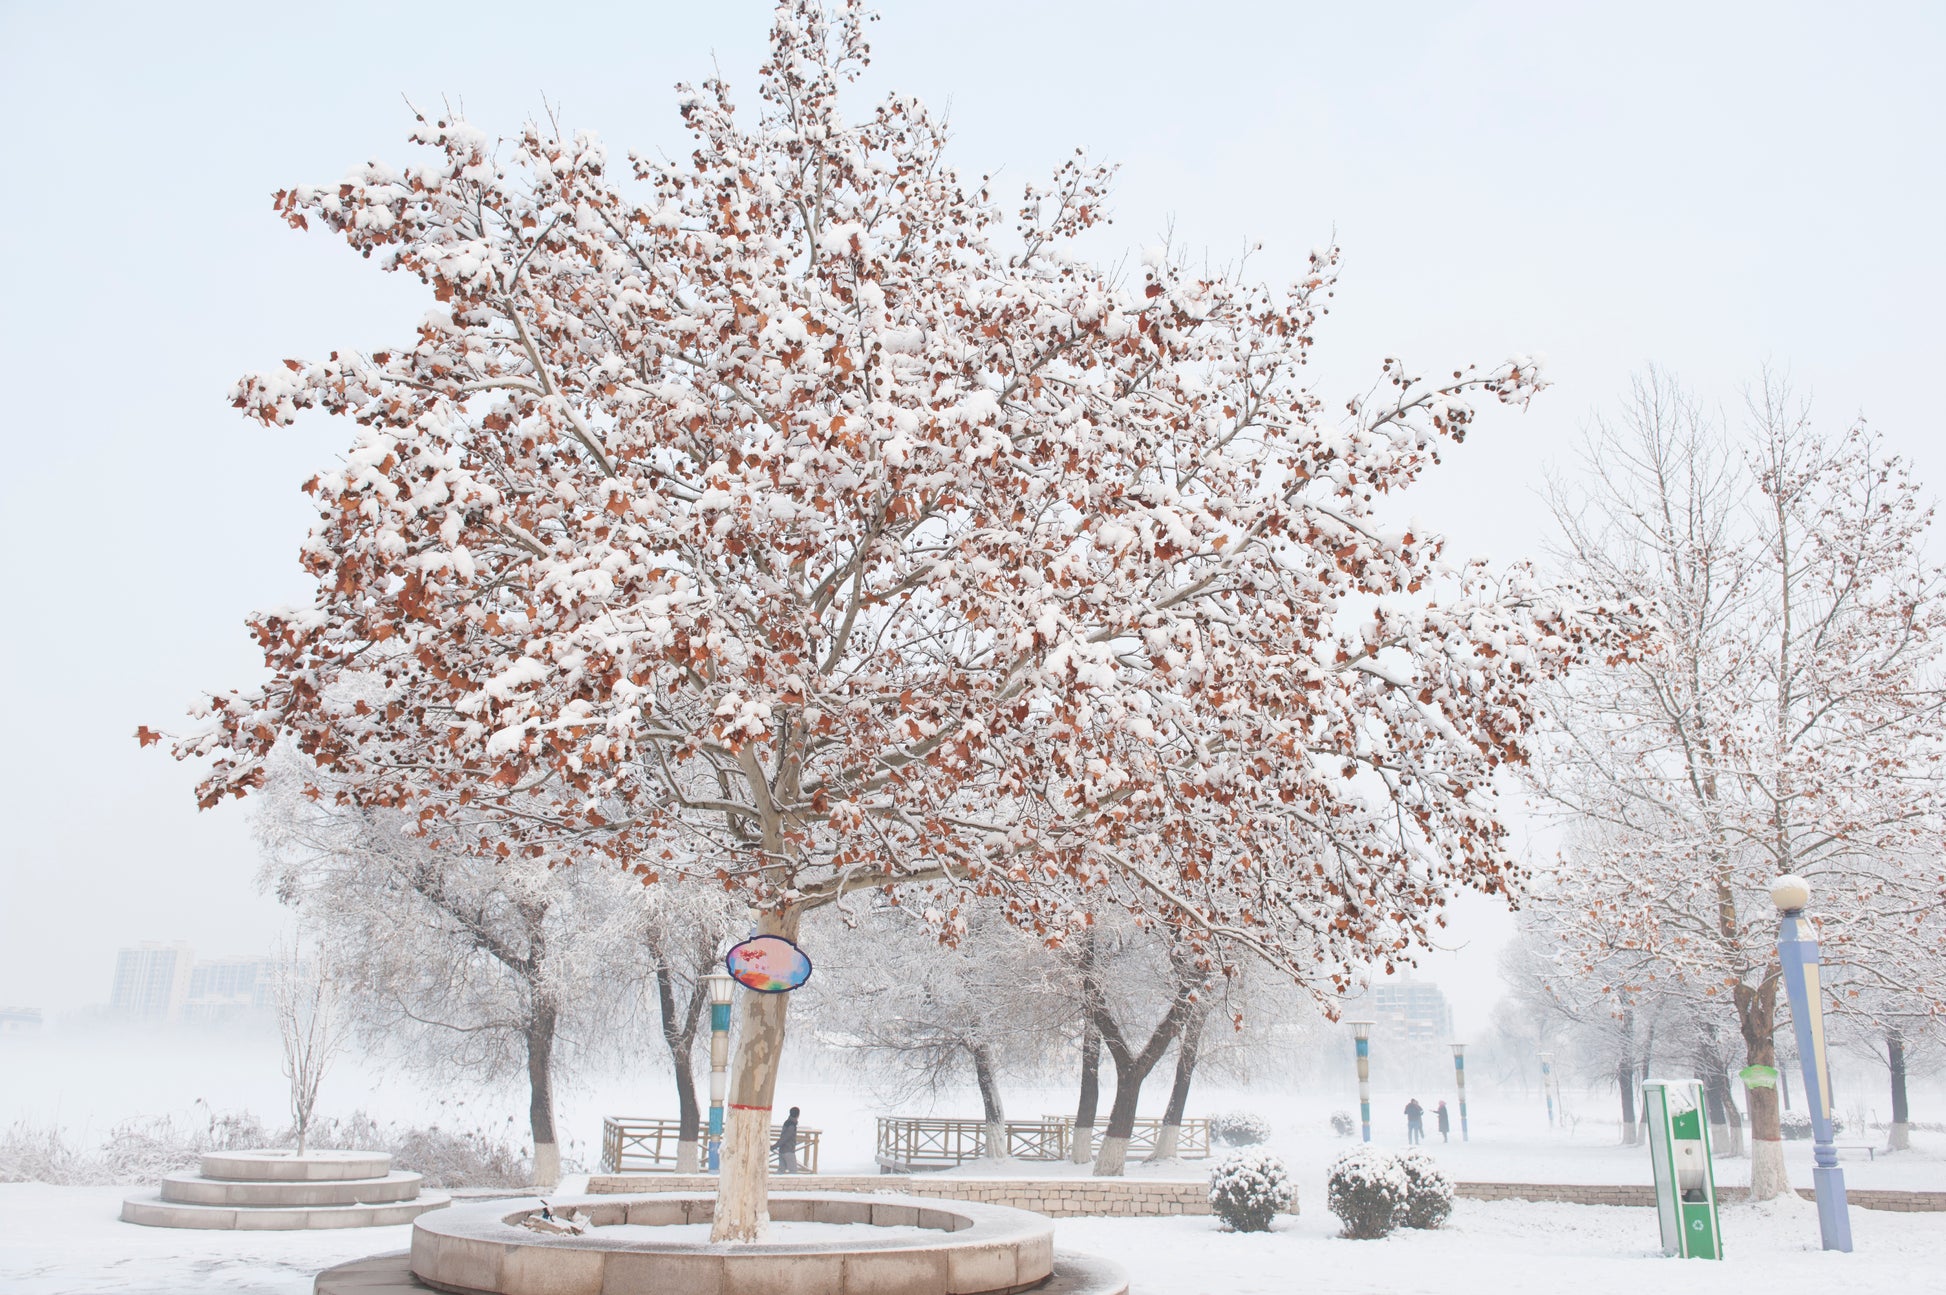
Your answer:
1,1 -> 1941,1032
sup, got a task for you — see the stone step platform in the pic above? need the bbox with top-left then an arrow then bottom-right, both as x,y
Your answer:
161,1169 -> 426,1207
122,1191 -> 450,1230
202,1149 -> 392,1182
314,1248 -> 1128,1295
123,1148 -> 449,1231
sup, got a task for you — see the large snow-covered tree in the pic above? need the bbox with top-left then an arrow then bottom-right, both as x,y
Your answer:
1528,370 -> 1946,1197
151,0 -> 1611,1238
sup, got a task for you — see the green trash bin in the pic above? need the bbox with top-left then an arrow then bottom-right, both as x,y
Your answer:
1643,1080 -> 1722,1259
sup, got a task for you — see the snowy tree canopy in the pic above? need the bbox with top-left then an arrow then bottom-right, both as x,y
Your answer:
149,0 -> 1616,991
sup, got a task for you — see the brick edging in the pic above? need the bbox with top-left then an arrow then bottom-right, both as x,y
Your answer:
1456,1182 -> 1946,1213
585,1172 -> 1942,1217
584,1173 -> 1294,1218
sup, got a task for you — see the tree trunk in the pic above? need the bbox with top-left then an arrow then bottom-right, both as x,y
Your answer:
1149,1003 -> 1209,1162
655,958 -> 708,1173
1736,979 -> 1788,1199
1089,974 -> 1197,1177
1617,1059 -> 1638,1146
1071,1019 -> 1100,1164
1888,1030 -> 1911,1152
1093,1049 -> 1146,1177
527,1002 -> 561,1188
672,1037 -> 703,1172
972,1042 -> 1007,1159
711,906 -> 798,1242
1721,1075 -> 1745,1157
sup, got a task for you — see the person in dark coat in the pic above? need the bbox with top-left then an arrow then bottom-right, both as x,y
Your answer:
773,1106 -> 801,1173
1404,1098 -> 1425,1145
1436,1100 -> 1451,1142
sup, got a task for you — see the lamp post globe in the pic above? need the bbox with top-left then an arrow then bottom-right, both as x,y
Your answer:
1770,874 -> 1811,913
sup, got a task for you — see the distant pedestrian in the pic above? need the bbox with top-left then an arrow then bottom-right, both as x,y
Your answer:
1435,1100 -> 1451,1143
773,1106 -> 801,1173
1404,1098 -> 1425,1145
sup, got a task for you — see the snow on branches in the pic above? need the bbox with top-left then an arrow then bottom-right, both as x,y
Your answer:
1526,370 -> 1946,1195
156,0 -> 1608,991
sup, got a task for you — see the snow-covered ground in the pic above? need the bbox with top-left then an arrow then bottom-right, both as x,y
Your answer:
6,1029 -> 1943,1293
5,1182 -> 1941,1295
1056,1193 -> 1944,1295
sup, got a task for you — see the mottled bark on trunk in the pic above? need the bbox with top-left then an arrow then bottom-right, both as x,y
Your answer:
1888,1032 -> 1911,1151
526,1001 -> 560,1187
712,907 -> 799,1242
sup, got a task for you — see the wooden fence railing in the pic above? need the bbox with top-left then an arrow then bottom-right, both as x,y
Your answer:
600,1116 -> 821,1174
874,1115 -> 1211,1170
874,1117 -> 1069,1169
1041,1115 -> 1212,1161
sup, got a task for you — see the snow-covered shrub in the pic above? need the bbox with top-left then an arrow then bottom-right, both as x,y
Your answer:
1395,1149 -> 1454,1229
1326,1148 -> 1409,1238
0,1108 -> 541,1188
0,1109 -> 267,1186
1777,1111 -> 1843,1142
0,1121 -> 97,1185
1329,1110 -> 1356,1138
1207,1151 -> 1294,1232
1210,1112 -> 1273,1147
305,1112 -> 539,1187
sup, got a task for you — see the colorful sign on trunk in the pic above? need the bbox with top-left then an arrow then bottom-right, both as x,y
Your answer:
725,936 -> 813,993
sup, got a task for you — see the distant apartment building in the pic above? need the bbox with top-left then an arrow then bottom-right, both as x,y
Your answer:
110,944 -> 276,1025
0,1006 -> 42,1034
111,942 -> 196,1023
1368,979 -> 1455,1043
183,955 -> 274,1024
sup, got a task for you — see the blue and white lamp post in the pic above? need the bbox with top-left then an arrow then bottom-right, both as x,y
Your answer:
1540,1052 -> 1557,1128
1352,1020 -> 1374,1142
705,967 -> 735,1172
1772,874 -> 1854,1253
1452,1043 -> 1470,1142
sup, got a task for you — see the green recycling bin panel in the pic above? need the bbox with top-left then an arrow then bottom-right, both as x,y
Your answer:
1644,1080 -> 1721,1259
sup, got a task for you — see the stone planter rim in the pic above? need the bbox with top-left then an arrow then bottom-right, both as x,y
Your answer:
414,1190 -> 1045,1254
410,1190 -> 1056,1295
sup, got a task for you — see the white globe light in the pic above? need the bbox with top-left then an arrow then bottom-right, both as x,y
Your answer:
1770,874 -> 1812,912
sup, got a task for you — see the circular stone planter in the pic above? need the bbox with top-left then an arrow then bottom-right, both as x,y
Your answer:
409,1192 -> 1059,1295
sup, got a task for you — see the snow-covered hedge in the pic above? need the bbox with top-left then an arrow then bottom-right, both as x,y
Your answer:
1779,1111 -> 1845,1141
1396,1149 -> 1454,1229
1207,1151 -> 1294,1232
1326,1148 -> 1410,1238
1329,1110 -> 1356,1138
1210,1112 -> 1273,1147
